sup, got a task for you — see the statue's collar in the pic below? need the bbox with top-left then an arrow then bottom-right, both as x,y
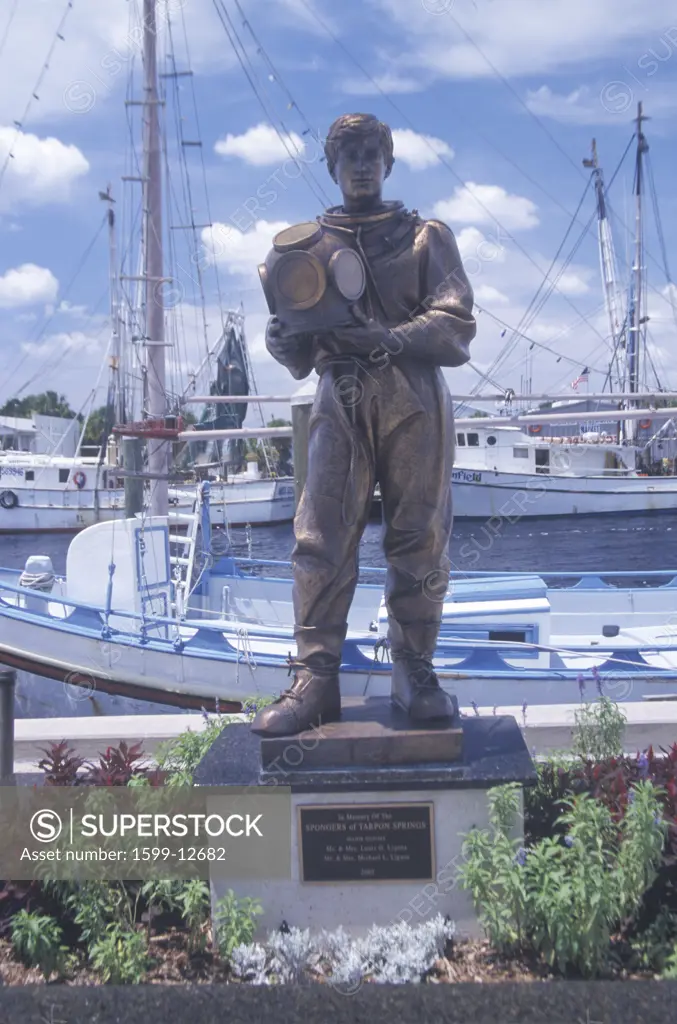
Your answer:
320,200 -> 406,227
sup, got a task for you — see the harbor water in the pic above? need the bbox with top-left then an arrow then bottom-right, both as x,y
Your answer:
1,512 -> 677,718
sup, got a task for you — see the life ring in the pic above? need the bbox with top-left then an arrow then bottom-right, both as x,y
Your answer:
639,419 -> 652,430
73,471 -> 87,490
0,490 -> 18,510
528,424 -> 542,435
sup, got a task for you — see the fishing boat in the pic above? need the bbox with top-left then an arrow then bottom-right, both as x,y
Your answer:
450,109 -> 677,517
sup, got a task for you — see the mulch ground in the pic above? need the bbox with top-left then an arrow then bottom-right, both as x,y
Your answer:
0,933 -> 661,986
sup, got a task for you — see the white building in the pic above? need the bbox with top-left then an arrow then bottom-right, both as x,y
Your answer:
0,414 -> 79,458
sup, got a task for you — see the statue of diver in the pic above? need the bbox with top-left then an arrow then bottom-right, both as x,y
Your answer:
251,113 -> 476,737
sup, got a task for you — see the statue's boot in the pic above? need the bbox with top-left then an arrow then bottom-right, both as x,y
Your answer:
250,666 -> 341,737
391,652 -> 458,723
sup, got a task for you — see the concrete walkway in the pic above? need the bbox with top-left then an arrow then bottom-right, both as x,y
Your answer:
11,702 -> 677,774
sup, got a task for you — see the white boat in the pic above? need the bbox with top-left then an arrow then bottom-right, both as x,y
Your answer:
451,423 -> 677,518
452,111 -> 677,517
0,450 -> 295,532
2,481 -> 677,711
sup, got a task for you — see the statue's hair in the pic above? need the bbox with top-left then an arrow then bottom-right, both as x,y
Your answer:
324,113 -> 394,180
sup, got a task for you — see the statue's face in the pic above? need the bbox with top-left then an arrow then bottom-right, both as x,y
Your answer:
333,133 -> 386,207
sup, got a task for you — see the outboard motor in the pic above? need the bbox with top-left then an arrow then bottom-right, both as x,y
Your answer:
19,555 -> 55,612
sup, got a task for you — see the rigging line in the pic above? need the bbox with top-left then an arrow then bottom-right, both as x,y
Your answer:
444,10 -> 585,180
178,1 -> 228,342
211,0 -> 331,208
0,0 -> 75,190
0,0 -> 20,63
292,0 -> 612,353
604,134 -> 677,311
646,151 -> 677,332
474,305 -> 609,374
217,0 -> 331,207
233,0 -> 325,154
0,213 -> 108,402
14,286 -> 110,397
474,191 -> 595,390
165,15 -> 211,369
473,135 -> 635,395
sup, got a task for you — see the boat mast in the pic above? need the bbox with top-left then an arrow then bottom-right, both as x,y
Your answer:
583,140 -> 623,391
142,0 -> 168,516
625,102 -> 650,441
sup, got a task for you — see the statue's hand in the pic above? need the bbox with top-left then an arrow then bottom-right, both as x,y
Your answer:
265,316 -> 311,363
331,307 -> 392,354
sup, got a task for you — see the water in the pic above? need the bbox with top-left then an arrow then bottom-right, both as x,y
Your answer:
2,511 -> 677,718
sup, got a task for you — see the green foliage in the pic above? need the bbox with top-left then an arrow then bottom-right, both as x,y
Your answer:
155,714 -> 233,786
664,943 -> 677,978
80,405 -> 111,446
176,880 -> 211,953
630,908 -> 677,973
0,391 -> 78,420
11,910 -> 67,980
458,783 -> 527,952
459,780 -> 667,977
89,924 -> 149,984
214,890 -> 262,961
572,697 -> 626,760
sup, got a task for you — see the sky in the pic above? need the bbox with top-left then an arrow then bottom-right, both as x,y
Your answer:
2,0 -> 677,426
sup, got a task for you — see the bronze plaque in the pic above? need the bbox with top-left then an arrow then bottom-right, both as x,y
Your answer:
298,803 -> 434,883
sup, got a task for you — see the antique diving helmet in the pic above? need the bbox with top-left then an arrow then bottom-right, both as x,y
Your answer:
258,221 -> 367,334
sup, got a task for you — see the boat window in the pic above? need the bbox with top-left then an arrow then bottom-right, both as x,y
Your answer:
513,447 -> 529,459
457,433 -> 466,446
59,469 -> 69,483
535,449 -> 550,474
487,435 -> 497,446
24,470 -> 34,481
467,433 -> 480,447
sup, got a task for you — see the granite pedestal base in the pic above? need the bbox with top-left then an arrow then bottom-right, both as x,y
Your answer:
194,703 -> 536,940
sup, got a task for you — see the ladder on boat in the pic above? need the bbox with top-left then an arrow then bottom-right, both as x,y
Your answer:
167,481 -> 211,616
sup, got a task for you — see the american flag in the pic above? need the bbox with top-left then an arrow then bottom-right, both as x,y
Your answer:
570,367 -> 590,390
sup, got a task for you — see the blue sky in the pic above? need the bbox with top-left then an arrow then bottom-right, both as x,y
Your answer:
2,0 -> 677,423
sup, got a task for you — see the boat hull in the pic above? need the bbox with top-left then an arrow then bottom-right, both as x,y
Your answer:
451,469 -> 677,518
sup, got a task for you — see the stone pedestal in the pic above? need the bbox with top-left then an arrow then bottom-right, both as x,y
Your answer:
194,700 -> 536,940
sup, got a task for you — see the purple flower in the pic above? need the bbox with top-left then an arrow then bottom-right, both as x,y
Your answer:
638,751 -> 649,778
653,813 -> 662,826
628,789 -> 635,804
514,847 -> 527,866
564,835 -> 574,847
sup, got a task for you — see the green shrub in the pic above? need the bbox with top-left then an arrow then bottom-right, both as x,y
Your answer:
177,880 -> 211,954
89,923 -> 149,984
572,697 -> 626,760
11,910 -> 67,979
459,779 -> 666,977
214,889 -> 262,961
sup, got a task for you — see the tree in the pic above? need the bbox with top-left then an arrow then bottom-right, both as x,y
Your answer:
0,391 -> 78,420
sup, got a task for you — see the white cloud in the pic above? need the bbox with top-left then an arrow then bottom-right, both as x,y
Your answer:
57,300 -> 89,317
556,272 -> 591,296
474,284 -> 510,305
20,330 -> 102,359
0,264 -> 58,309
433,183 -> 539,231
215,124 -> 306,166
0,127 -> 89,209
370,0 -> 677,81
526,84 -> 677,126
392,128 -> 453,170
341,72 -> 424,95
201,220 -> 291,278
455,226 -> 507,266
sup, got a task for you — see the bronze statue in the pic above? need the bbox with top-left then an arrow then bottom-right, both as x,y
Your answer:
251,113 -> 476,738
